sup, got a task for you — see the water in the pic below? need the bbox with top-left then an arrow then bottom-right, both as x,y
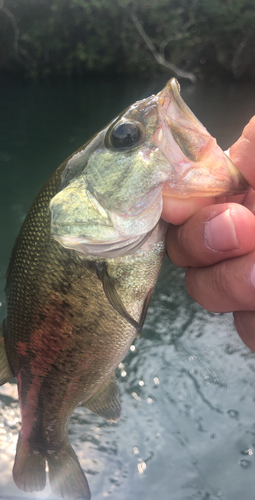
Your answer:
1,75 -> 255,500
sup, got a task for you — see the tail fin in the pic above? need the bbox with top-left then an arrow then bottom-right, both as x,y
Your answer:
47,441 -> 91,500
13,433 -> 46,492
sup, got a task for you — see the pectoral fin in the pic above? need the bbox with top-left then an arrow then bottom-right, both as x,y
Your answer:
83,376 -> 121,422
138,286 -> 154,335
0,325 -> 14,386
96,262 -> 154,336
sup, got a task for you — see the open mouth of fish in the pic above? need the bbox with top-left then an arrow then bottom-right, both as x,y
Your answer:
154,78 -> 248,197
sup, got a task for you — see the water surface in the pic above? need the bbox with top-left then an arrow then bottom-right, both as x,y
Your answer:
1,75 -> 255,500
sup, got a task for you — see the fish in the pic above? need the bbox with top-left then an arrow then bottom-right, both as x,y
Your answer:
0,78 -> 248,500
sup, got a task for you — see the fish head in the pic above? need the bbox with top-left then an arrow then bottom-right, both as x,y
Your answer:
50,78 -> 248,258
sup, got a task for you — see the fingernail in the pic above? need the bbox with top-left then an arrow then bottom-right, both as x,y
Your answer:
205,209 -> 240,251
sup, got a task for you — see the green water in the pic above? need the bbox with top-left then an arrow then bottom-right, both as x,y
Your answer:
1,75 -> 255,500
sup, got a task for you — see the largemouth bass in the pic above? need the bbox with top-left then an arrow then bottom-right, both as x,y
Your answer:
0,79 -> 248,500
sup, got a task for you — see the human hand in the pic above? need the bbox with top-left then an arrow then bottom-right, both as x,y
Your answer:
162,116 -> 255,351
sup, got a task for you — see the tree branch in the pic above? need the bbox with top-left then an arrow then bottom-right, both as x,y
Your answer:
0,0 -> 20,57
132,13 -> 197,84
159,16 -> 196,58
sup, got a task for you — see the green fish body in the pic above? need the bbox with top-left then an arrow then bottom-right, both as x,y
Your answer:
0,79 -> 248,500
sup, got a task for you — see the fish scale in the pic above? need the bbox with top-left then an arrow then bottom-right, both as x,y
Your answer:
0,78 -> 248,500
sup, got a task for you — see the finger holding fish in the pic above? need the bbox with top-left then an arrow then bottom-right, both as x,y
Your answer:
185,249 -> 255,313
161,194 -> 217,225
164,115 -> 255,352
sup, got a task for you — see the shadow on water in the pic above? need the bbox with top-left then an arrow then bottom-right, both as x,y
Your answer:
1,75 -> 255,499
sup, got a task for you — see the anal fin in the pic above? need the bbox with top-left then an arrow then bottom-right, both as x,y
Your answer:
83,376 -> 121,422
0,324 -> 14,385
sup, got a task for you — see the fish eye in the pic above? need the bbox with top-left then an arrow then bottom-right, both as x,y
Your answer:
108,121 -> 141,149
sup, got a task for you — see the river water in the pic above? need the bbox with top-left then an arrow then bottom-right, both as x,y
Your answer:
0,75 -> 255,500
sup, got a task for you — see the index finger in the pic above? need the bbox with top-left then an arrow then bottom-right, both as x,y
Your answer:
161,195 -> 217,225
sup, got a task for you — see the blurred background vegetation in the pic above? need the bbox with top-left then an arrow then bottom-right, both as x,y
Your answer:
0,0 -> 255,82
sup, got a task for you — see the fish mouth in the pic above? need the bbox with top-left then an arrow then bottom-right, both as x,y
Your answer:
154,78 -> 249,197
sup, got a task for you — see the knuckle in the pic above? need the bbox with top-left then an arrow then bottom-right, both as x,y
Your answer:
167,225 -> 190,268
211,261 -> 230,297
185,268 -> 198,301
212,261 -> 246,308
178,224 -> 197,266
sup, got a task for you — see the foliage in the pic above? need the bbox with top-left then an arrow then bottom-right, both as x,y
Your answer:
0,0 -> 255,80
